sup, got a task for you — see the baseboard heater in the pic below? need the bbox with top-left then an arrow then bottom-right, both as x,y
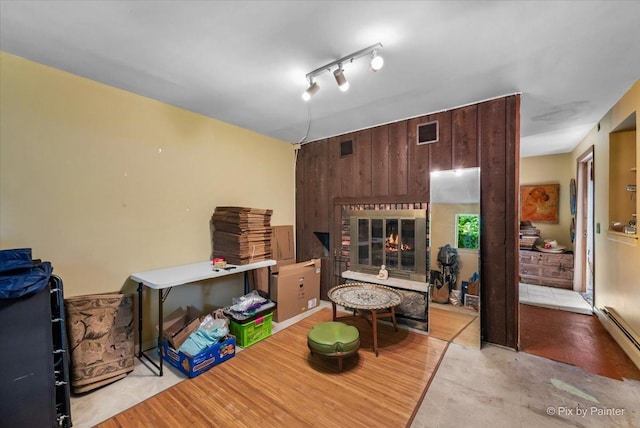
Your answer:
596,306 -> 640,370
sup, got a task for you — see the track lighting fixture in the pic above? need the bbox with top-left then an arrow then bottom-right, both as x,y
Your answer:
333,66 -> 349,92
370,49 -> 384,72
302,80 -> 320,101
302,42 -> 383,101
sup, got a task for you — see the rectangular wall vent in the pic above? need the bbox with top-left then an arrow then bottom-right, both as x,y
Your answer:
417,121 -> 439,145
340,140 -> 353,157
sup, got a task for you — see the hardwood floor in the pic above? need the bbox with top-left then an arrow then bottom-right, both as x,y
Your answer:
98,308 -> 449,428
429,304 -> 479,346
519,304 -> 640,381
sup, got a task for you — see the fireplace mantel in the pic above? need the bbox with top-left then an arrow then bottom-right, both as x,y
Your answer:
341,270 -> 428,293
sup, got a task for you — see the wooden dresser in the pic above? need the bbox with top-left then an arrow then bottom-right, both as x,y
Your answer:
519,249 -> 574,289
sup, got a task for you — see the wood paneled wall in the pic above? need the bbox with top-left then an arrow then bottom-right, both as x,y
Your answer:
295,95 -> 520,349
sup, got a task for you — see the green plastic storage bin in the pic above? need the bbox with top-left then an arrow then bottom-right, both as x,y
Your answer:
230,312 -> 273,347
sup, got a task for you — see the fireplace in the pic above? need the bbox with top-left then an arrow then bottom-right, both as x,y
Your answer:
348,209 -> 428,282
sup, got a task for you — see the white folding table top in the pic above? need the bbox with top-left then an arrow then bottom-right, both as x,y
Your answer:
131,259 -> 276,289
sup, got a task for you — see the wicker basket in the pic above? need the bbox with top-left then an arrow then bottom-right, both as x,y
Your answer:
65,293 -> 134,393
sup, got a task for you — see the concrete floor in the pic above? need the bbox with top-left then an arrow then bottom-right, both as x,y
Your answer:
72,300 -> 640,427
412,343 -> 640,427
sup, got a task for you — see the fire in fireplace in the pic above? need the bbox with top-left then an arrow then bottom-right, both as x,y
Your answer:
348,209 -> 427,282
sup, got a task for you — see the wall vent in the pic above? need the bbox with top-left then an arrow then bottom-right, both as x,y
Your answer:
417,121 -> 439,145
340,140 -> 353,157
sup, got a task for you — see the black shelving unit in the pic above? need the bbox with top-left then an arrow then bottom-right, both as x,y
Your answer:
51,275 -> 72,427
0,275 -> 72,427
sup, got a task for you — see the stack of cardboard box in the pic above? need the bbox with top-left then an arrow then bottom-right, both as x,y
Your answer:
211,206 -> 273,265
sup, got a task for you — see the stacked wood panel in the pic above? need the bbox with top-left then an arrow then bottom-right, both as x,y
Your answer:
212,207 -> 273,265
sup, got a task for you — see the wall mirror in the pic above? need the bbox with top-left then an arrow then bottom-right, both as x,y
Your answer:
429,167 -> 481,348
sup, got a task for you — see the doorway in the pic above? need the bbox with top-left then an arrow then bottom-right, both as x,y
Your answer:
518,147 -> 600,371
575,147 -> 595,306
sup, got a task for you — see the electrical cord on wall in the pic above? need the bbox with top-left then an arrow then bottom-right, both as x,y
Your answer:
293,101 -> 312,195
296,101 -> 312,147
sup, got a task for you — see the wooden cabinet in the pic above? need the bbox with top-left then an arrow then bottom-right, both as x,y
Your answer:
519,249 -> 574,289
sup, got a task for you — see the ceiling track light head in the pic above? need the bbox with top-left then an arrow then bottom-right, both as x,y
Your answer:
302,42 -> 383,99
302,80 -> 320,101
370,49 -> 384,72
333,64 -> 349,92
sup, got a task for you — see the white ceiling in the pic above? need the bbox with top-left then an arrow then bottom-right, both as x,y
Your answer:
1,1 -> 639,157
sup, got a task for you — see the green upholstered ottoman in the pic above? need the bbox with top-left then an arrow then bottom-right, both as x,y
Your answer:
307,322 -> 360,371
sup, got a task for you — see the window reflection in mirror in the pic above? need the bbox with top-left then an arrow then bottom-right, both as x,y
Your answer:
456,214 -> 480,250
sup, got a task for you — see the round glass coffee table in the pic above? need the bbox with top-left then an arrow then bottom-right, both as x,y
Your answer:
327,282 -> 403,356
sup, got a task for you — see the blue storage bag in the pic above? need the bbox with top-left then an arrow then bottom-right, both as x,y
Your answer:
0,248 -> 52,299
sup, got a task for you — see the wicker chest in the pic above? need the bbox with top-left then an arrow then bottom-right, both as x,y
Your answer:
519,249 -> 574,289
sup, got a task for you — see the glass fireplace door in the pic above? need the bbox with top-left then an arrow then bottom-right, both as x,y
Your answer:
371,219 -> 384,266
400,219 -> 416,272
349,209 -> 427,281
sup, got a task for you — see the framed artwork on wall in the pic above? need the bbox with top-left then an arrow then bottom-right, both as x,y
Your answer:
520,183 -> 560,223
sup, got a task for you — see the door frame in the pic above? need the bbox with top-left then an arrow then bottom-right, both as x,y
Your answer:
574,146 -> 595,299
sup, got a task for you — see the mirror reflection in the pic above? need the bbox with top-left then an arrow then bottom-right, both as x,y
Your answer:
429,167 -> 481,348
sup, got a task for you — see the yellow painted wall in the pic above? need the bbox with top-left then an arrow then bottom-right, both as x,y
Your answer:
0,52 -> 295,343
520,153 -> 574,249
571,79 -> 640,336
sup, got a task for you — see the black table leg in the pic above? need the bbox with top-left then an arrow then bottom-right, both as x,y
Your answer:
137,283 -> 143,358
136,283 -> 164,376
157,288 -> 163,376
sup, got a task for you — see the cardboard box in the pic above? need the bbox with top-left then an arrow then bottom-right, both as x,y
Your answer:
252,259 -> 296,294
253,225 -> 296,292
273,257 -> 295,271
271,225 -> 295,273
272,225 -> 294,260
271,259 -> 320,322
161,335 -> 236,378
158,306 -> 202,350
